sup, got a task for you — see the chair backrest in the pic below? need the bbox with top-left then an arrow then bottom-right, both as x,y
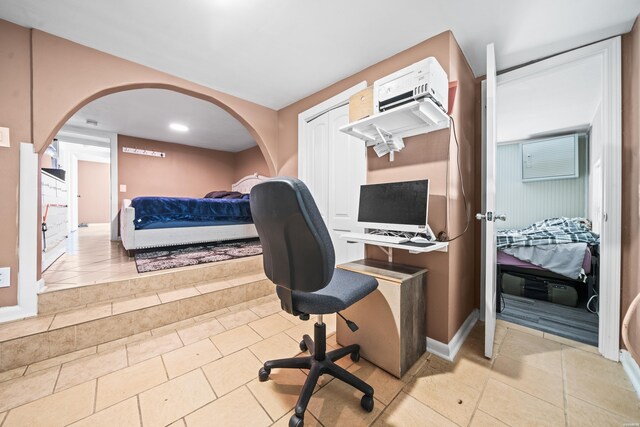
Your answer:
250,177 -> 335,312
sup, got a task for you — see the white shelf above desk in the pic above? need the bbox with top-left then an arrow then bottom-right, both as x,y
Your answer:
339,98 -> 450,147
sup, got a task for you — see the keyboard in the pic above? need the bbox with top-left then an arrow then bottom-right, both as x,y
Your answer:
340,232 -> 409,244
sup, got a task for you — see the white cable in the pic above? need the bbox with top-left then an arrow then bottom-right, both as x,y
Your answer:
587,294 -> 599,314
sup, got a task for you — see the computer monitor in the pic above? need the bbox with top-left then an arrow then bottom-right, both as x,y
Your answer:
357,179 -> 430,234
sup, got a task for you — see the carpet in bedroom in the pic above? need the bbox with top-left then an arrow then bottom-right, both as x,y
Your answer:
134,238 -> 262,273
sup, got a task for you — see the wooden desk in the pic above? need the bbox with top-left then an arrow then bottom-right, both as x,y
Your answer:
336,259 -> 427,378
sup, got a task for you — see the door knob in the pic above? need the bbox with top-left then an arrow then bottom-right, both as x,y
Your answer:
495,214 -> 507,221
475,212 -> 493,221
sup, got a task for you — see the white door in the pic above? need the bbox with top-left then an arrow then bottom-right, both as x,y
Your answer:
327,105 -> 366,264
301,104 -> 365,265
478,43 -> 498,359
305,112 -> 330,224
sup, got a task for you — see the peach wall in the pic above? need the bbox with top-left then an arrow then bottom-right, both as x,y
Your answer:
622,16 -> 640,362
117,135 -> 236,207
277,32 -> 451,177
445,35 -> 478,337
276,31 -> 478,343
234,146 -> 271,182
30,31 -> 278,170
0,19 -> 279,305
0,21 -> 31,306
78,161 -> 110,224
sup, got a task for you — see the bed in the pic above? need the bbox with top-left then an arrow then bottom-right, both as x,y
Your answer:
120,173 -> 268,251
496,217 -> 600,308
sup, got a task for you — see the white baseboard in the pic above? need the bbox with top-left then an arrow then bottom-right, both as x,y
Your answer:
427,309 -> 479,362
0,305 -> 37,323
620,350 -> 640,399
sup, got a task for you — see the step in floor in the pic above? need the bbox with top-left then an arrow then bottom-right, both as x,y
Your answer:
38,255 -> 264,315
0,270 -> 273,371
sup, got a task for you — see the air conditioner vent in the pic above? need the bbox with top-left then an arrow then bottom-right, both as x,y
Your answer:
521,135 -> 579,182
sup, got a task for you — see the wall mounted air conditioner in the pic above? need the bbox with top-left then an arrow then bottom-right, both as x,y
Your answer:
521,134 -> 579,182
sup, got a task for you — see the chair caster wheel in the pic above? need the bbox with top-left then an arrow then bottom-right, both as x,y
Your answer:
361,394 -> 374,412
350,351 -> 360,362
289,414 -> 304,427
258,367 -> 271,382
299,340 -> 307,352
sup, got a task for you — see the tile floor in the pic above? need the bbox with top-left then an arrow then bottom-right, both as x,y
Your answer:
0,294 -> 637,426
42,224 -> 137,291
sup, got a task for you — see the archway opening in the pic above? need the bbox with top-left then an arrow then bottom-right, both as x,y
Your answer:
39,87 -> 272,291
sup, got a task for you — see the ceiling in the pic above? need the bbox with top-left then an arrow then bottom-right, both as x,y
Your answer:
1,1 -> 638,110
66,89 -> 257,152
497,55 -> 602,143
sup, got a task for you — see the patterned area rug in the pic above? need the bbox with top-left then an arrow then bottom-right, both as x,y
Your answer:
134,238 -> 262,273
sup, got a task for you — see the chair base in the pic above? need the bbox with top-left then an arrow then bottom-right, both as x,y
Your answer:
258,321 -> 374,427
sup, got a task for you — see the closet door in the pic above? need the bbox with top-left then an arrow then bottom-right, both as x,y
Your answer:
301,103 -> 365,265
305,112 -> 330,223
327,105 -> 365,264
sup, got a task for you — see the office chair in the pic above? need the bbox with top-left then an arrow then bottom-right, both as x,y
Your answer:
250,177 -> 378,427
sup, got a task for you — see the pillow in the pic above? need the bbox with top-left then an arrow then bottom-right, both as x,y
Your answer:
204,190 -> 229,199
204,191 -> 246,199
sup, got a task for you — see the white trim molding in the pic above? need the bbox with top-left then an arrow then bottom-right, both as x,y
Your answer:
58,125 -> 119,241
427,309 -> 479,362
110,133 -> 119,241
620,350 -> 640,399
0,143 -> 39,323
598,37 -> 622,362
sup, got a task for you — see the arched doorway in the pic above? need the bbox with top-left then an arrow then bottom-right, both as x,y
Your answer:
17,83 -> 276,318
35,83 -> 276,172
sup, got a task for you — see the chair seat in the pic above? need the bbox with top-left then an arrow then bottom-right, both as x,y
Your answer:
277,268 -> 378,315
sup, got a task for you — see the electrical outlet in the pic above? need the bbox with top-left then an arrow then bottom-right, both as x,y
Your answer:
0,127 -> 10,148
0,267 -> 10,287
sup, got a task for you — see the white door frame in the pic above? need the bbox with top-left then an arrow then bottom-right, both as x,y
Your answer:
0,143 -> 40,322
298,81 -> 367,183
57,125 -> 119,241
69,153 -> 79,231
482,38 -> 621,360
1,128 -> 118,323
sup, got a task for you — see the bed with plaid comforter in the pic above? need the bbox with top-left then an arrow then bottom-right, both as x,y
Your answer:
496,217 -> 600,250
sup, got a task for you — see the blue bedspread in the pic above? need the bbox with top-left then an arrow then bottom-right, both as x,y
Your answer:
131,196 -> 252,230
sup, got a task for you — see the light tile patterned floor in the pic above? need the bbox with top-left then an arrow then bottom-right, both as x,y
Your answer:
42,224 -> 137,290
0,296 -> 638,426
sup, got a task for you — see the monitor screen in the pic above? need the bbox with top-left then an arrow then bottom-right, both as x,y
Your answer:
357,180 -> 429,230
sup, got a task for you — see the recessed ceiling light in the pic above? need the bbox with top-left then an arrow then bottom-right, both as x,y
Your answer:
169,123 -> 189,132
